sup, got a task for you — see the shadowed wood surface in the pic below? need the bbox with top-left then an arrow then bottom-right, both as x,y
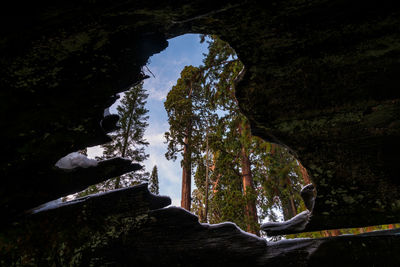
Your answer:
1,184 -> 399,266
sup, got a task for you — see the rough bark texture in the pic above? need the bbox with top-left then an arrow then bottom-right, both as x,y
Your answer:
204,132 -> 210,222
181,135 -> 192,211
241,145 -> 259,235
1,0 -> 400,265
181,82 -> 193,211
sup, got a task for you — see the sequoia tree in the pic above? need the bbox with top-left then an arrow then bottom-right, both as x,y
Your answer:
164,66 -> 206,211
201,35 -> 260,234
166,36 -> 312,237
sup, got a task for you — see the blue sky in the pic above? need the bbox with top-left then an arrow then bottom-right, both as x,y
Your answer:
88,34 -> 208,206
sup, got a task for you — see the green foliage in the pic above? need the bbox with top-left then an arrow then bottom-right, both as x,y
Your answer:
103,82 -> 149,160
185,35 -> 309,233
164,65 -> 207,165
162,35 -> 310,235
164,64 -> 218,210
192,161 -> 207,221
252,142 -> 304,222
103,81 -> 150,187
149,165 -> 159,195
77,82 -> 150,197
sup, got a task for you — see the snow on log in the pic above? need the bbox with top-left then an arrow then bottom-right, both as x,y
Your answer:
261,210 -> 311,236
55,152 -> 98,169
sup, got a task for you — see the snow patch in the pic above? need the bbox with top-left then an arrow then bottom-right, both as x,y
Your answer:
202,221 -> 267,242
87,146 -> 104,159
161,206 -> 266,242
103,107 -> 110,117
55,152 -> 98,169
261,210 -> 310,236
29,198 -> 63,214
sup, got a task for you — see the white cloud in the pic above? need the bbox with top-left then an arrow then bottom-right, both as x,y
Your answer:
144,148 -> 181,183
144,77 -> 177,101
147,87 -> 168,101
169,57 -> 190,66
145,133 -> 165,148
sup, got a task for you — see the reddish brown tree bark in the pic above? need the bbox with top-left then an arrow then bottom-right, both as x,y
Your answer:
298,161 -> 311,184
237,122 -> 259,235
181,137 -> 192,211
240,144 -> 259,236
181,83 -> 193,211
204,132 -> 209,222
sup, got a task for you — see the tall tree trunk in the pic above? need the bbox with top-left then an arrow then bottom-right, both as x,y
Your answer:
240,146 -> 259,236
282,198 -> 297,221
181,83 -> 193,211
238,122 -> 259,236
204,130 -> 209,222
287,178 -> 298,218
289,195 -> 297,217
181,133 -> 192,211
298,161 -> 311,184
211,153 -> 220,194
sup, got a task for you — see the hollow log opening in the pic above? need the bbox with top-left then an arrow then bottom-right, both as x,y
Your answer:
1,0 -> 400,265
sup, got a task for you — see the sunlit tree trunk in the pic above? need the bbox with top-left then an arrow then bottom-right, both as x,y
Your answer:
298,161 -> 311,184
204,130 -> 209,222
181,134 -> 192,211
240,144 -> 259,236
181,83 -> 193,211
238,122 -> 259,236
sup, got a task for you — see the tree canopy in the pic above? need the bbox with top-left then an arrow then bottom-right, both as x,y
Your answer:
165,35 -> 310,236
76,82 -> 150,197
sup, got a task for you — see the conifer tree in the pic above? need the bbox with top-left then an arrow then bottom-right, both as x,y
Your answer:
200,35 -> 260,235
166,36 -> 311,237
77,82 -> 150,197
102,81 -> 150,188
191,35 -> 394,239
164,65 -> 207,211
149,165 -> 159,195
